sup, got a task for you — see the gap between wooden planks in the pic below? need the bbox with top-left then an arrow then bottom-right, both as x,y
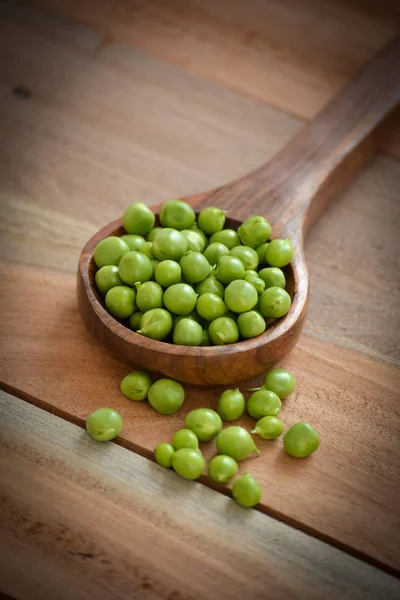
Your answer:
23,0 -> 400,157
2,390 -> 399,600
1,263 -> 399,575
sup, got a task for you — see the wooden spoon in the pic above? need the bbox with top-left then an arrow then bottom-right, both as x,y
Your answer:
78,36 -> 400,385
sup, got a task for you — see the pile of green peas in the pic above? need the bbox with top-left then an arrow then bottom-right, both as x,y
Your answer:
85,366 -> 320,509
93,199 -> 294,346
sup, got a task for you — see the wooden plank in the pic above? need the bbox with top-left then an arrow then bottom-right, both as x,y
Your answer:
22,0 -> 400,158
1,391 -> 399,600
1,264 -> 400,574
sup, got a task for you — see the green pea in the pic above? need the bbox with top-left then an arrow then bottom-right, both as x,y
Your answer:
173,318 -> 203,346
203,242 -> 230,266
148,379 -> 185,415
215,255 -> 245,284
208,317 -> 239,345
237,311 -> 266,339
120,370 -> 152,401
252,416 -> 283,439
128,311 -> 143,331
118,251 -> 153,285
140,241 -> 155,259
232,472 -> 262,508
238,216 -> 271,248
184,408 -> 222,441
172,428 -> 199,450
224,280 -> 258,313
244,274 -> 265,295
201,328 -> 211,346
155,260 -> 182,288
208,455 -> 238,484
180,252 -> 211,284
155,442 -> 175,468
258,287 -> 291,319
217,389 -> 245,421
189,225 -> 209,248
283,422 -> 320,458
137,308 -> 172,340
163,283 -> 198,315
172,311 -> 204,328
244,269 -> 258,279
198,206 -> 226,235
265,238 -> 293,267
147,227 -> 164,242
209,229 -> 240,250
159,199 -> 195,230
258,267 -> 286,289
94,236 -> 130,268
247,389 -> 281,419
181,229 -> 206,253
195,276 -> 225,299
172,448 -> 205,480
263,368 -> 296,398
229,246 -> 259,270
95,265 -> 123,295
105,286 -> 136,319
152,228 -> 188,261
255,242 -> 269,266
135,281 -> 164,312
86,408 -> 123,442
196,293 -> 227,321
120,234 -> 146,252
122,202 -> 155,235
216,426 -> 259,461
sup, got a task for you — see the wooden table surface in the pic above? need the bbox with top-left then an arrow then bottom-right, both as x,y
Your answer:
1,1 -> 400,598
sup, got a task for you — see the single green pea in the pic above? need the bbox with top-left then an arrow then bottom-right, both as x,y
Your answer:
247,389 -> 282,419
172,428 -> 199,450
224,280 -> 258,313
180,252 -> 211,284
152,228 -> 189,261
122,202 -> 155,235
135,281 -> 164,312
255,242 -> 269,266
150,259 -> 160,280
203,242 -> 230,266
172,448 -> 205,480
198,206 -> 227,235
237,310 -> 266,339
209,229 -> 241,249
196,293 -> 227,321
189,225 -> 209,248
195,276 -> 225,299
263,369 -> 296,399
160,199 -> 196,230
232,472 -> 262,508
208,455 -> 238,484
217,389 -> 245,421
155,442 -> 175,468
208,317 -> 239,345
120,370 -> 153,401
244,274 -> 265,295
94,236 -> 130,268
173,318 -> 203,346
105,286 -> 136,319
215,255 -> 245,284
95,265 -> 123,295
86,408 -> 123,442
216,426 -> 259,461
147,227 -> 164,242
148,378 -> 185,415
229,246 -> 259,270
120,234 -> 146,252
184,408 -> 222,441
137,308 -> 172,340
140,241 -> 155,259
257,267 -> 286,289
118,251 -> 153,285
265,238 -> 294,267
155,260 -> 182,288
238,216 -> 271,248
163,283 -> 198,315
283,422 -> 320,458
244,269 -> 258,279
258,287 -> 291,319
252,416 -> 283,440
181,229 -> 206,253
128,311 -> 143,331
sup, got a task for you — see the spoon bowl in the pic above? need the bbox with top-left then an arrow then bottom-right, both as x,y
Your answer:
77,36 -> 400,385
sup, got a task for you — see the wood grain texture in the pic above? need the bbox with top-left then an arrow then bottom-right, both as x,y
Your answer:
24,0 -> 400,158
1,390 -> 399,600
1,264 -> 400,573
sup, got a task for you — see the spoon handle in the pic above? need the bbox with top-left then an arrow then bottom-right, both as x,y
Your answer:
196,35 -> 400,242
